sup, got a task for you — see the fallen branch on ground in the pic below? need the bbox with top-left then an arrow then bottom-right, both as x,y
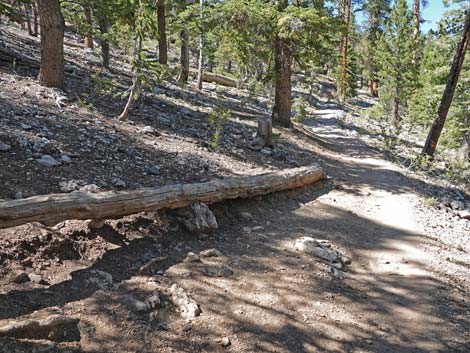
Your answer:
0,165 -> 323,229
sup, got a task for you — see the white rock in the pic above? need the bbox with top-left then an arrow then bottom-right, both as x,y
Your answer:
0,142 -> 11,152
61,155 -> 72,163
36,155 -> 61,166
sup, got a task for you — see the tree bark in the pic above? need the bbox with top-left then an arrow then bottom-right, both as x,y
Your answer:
0,165 -> 324,229
98,16 -> 110,69
257,116 -> 273,147
340,0 -> 351,102
391,93 -> 399,128
196,0 -> 204,90
83,3 -> 94,49
32,0 -> 39,37
157,0 -> 167,65
179,29 -> 189,84
37,0 -> 65,89
412,0 -> 420,63
23,3 -> 34,36
271,0 -> 291,128
118,34 -> 142,120
422,11 -> 470,157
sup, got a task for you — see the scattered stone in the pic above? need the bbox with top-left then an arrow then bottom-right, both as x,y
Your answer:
87,270 -> 113,289
239,212 -> 254,221
330,267 -> 347,280
199,248 -> 223,257
36,155 -> 61,167
60,154 -> 72,164
242,227 -> 251,234
112,178 -> 126,188
79,184 -> 100,193
183,252 -> 201,263
28,273 -> 43,283
17,136 -> 28,147
252,226 -> 264,232
3,270 -> 30,284
13,191 -> 24,199
311,247 -> 339,262
457,209 -> 470,220
169,284 -> 201,320
20,123 -> 32,130
31,137 -> 56,154
0,142 -> 11,152
145,164 -> 161,175
0,314 -> 80,342
293,236 -> 341,263
220,337 -> 231,347
174,202 -> 218,233
261,148 -> 272,155
59,180 -> 82,193
451,200 -> 465,211
141,126 -> 158,135
198,233 -> 209,241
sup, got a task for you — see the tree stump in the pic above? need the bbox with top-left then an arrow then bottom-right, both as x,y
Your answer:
257,116 -> 273,147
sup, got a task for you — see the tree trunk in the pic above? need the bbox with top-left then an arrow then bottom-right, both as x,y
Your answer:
32,0 -> 39,37
157,0 -> 167,65
422,11 -> 470,157
98,16 -> 109,69
0,165 -> 323,229
272,37 -> 292,128
118,34 -> 142,120
83,4 -> 94,49
412,0 -> 420,63
196,0 -> 204,90
391,92 -> 399,128
24,4 -> 34,36
257,116 -> 273,147
340,0 -> 351,102
369,79 -> 378,97
227,60 -> 232,73
37,0 -> 65,89
179,29 -> 189,84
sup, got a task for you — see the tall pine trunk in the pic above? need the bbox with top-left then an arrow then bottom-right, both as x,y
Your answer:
157,0 -> 167,65
98,16 -> 110,69
271,0 -> 291,128
23,4 -> 34,36
422,11 -> 470,157
271,36 -> 292,128
32,0 -> 39,37
412,0 -> 420,63
37,0 -> 65,89
84,4 -> 94,49
179,29 -> 189,83
196,0 -> 204,90
340,0 -> 351,102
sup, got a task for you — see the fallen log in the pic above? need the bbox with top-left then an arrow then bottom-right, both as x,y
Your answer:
0,165 -> 323,229
188,69 -> 238,87
202,72 -> 238,87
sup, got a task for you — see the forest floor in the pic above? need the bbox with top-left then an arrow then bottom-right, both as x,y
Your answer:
0,25 -> 469,353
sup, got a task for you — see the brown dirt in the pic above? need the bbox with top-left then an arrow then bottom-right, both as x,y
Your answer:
0,24 -> 469,353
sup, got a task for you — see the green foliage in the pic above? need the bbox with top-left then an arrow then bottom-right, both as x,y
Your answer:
292,97 -> 308,122
375,0 -> 417,127
208,107 -> 230,148
409,6 -> 470,152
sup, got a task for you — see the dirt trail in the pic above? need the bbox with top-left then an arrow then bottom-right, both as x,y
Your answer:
0,99 -> 469,353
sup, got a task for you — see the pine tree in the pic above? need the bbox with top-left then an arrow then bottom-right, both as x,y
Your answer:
376,0 -> 416,128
